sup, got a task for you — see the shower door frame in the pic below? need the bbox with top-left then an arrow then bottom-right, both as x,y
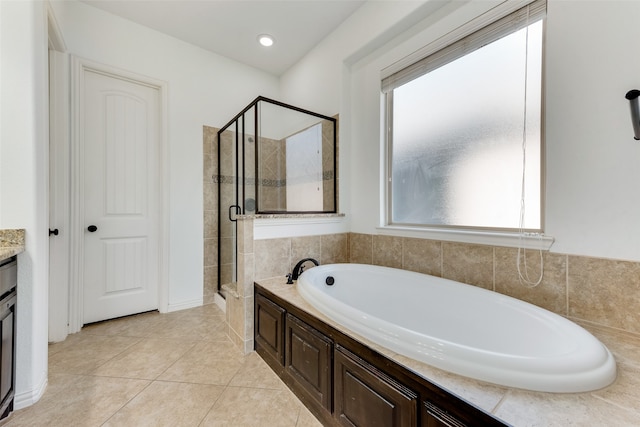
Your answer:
217,105 -> 253,298
216,96 -> 337,297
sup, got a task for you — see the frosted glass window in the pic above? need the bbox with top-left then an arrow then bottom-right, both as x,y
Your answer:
389,20 -> 543,230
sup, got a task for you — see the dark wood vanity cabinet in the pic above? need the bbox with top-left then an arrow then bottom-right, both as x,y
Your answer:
335,346 -> 417,427
254,285 -> 507,427
285,314 -> 332,411
255,293 -> 286,370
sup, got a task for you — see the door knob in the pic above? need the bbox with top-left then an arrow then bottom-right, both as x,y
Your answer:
87,225 -> 98,232
49,228 -> 59,236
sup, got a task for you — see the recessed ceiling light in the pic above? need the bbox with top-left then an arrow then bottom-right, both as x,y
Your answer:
258,34 -> 275,47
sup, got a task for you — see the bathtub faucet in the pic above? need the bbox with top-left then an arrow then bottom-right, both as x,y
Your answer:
290,258 -> 319,282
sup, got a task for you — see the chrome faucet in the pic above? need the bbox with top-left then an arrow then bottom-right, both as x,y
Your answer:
286,258 -> 319,283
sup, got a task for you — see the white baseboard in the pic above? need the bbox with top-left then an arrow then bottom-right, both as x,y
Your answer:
14,375 -> 48,410
166,298 -> 203,313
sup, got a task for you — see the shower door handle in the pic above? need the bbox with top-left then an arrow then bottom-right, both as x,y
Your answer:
229,205 -> 241,222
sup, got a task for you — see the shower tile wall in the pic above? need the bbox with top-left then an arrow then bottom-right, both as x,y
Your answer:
257,136 -> 286,211
203,126 -> 218,305
257,115 -> 338,213
322,118 -> 337,211
349,232 -> 640,336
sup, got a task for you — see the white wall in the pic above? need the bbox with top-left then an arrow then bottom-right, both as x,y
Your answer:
279,0 -> 450,233
281,0 -> 640,262
49,0 -> 280,309
544,0 -> 640,260
0,0 -> 50,407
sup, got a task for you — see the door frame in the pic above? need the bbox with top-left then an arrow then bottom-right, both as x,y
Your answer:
48,49 -> 70,343
48,3 -> 69,343
68,56 -> 169,333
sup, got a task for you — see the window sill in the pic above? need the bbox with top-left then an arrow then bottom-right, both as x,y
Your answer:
376,225 -> 554,250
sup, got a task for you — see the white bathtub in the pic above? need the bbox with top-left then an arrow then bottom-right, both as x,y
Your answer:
297,263 -> 616,393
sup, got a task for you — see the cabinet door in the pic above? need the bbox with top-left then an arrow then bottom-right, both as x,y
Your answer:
334,346 -> 417,427
285,314 -> 332,411
255,294 -> 286,366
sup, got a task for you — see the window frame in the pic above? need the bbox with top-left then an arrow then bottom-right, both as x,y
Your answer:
382,0 -> 548,245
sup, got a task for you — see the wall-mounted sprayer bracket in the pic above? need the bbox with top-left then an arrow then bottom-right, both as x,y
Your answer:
625,89 -> 640,140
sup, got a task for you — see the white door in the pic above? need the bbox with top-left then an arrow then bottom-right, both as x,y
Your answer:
82,69 -> 160,324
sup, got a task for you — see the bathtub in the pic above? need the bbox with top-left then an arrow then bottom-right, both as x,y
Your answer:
297,263 -> 616,393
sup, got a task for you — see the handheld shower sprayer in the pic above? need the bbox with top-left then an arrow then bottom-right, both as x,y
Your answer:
625,89 -> 640,140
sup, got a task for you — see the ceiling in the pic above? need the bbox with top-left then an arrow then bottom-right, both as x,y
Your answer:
81,0 -> 366,76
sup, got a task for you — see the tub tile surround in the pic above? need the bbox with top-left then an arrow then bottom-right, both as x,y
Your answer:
568,256 -> 640,334
234,229 -> 640,344
348,233 -> 640,335
0,229 -> 25,261
228,220 -> 350,352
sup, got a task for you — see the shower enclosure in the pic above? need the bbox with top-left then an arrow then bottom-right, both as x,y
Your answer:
217,96 -> 337,297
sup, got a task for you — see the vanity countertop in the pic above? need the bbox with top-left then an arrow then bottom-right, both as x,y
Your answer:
0,229 -> 25,262
255,276 -> 640,427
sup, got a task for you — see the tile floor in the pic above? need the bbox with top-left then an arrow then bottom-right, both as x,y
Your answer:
5,304 -> 322,427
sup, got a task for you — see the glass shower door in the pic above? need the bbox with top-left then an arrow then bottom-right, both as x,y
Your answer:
217,105 -> 256,297
217,123 -> 238,298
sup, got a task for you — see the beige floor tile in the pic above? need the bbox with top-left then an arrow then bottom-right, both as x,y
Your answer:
296,404 -> 324,427
48,331 -> 89,356
6,373 -> 149,427
92,338 -> 198,380
201,386 -> 303,427
143,315 -> 228,341
48,335 -> 142,374
81,310 -> 164,337
196,338 -> 245,360
171,303 -> 225,318
229,351 -> 287,390
157,341 -> 244,385
15,305 -> 321,427
103,381 -> 224,427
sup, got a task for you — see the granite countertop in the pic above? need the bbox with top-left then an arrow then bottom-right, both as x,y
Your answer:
0,229 -> 25,261
256,276 -> 640,427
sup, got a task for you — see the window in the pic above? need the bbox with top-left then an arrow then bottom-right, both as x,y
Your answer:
384,1 -> 545,232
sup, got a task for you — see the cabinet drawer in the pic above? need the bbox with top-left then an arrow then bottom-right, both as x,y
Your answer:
285,314 -> 332,411
334,345 -> 417,427
255,294 -> 286,366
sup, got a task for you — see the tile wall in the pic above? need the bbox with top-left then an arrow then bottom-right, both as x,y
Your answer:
229,219 -> 350,352
257,136 -> 287,211
349,233 -> 640,336
203,126 -> 218,305
230,230 -> 640,351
